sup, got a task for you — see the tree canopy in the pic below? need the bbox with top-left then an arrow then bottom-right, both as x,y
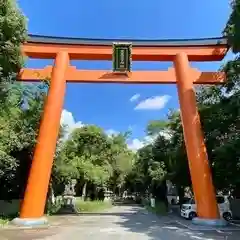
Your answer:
0,0 -> 27,97
53,126 -> 134,197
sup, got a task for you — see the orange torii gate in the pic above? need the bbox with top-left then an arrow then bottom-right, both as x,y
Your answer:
16,35 -> 228,226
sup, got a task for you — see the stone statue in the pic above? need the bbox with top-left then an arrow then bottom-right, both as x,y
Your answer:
57,179 -> 78,214
63,180 -> 76,196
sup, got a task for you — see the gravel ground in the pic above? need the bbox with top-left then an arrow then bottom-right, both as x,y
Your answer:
0,205 -> 239,240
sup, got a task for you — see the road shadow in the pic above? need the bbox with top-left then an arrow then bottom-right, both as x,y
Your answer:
1,204 -> 240,240
113,205 -> 240,240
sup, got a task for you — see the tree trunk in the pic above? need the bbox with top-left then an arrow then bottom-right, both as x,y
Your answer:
113,186 -> 117,196
177,185 -> 184,205
82,182 -> 87,201
50,184 -> 55,204
44,182 -> 55,213
118,186 -> 121,197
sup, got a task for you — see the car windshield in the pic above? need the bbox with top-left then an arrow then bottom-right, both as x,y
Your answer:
186,199 -> 195,204
216,196 -> 225,204
186,196 -> 225,205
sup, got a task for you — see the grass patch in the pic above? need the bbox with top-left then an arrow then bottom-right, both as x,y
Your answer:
46,198 -> 112,215
0,218 -> 9,226
75,199 -> 112,213
0,216 -> 12,226
46,201 -> 62,215
145,201 -> 167,215
0,213 -> 18,226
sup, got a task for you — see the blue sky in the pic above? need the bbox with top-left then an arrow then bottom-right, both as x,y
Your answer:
18,0 -> 233,150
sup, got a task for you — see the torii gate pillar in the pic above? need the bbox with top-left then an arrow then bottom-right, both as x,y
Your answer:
174,53 -> 223,224
12,51 -> 69,226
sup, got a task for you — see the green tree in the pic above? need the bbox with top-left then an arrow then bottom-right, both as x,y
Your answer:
107,133 -> 134,194
223,0 -> 240,53
0,82 -> 49,199
54,126 -> 135,198
54,126 -> 111,196
194,0 -> 240,195
0,0 -> 27,97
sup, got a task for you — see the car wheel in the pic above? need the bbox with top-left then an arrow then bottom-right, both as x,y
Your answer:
223,212 -> 232,221
188,212 -> 197,220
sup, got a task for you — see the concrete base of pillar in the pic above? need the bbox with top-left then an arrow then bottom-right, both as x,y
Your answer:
192,217 -> 228,227
11,217 -> 48,227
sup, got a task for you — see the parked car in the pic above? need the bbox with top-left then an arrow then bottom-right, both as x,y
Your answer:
180,195 -> 232,221
179,197 -> 191,209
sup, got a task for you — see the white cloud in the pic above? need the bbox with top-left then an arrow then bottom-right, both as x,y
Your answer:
144,135 -> 157,144
128,139 -> 145,151
60,109 -> 171,151
134,95 -> 171,110
127,130 -> 172,152
61,110 -> 121,140
106,129 -> 119,137
130,94 -> 140,102
60,109 -> 84,139
127,135 -> 155,152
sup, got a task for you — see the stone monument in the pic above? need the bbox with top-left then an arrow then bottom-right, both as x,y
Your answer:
57,179 -> 78,214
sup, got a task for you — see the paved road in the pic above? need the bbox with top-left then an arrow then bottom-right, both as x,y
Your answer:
0,205 -> 239,239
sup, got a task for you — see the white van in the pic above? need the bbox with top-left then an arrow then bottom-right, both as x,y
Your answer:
180,195 -> 232,221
